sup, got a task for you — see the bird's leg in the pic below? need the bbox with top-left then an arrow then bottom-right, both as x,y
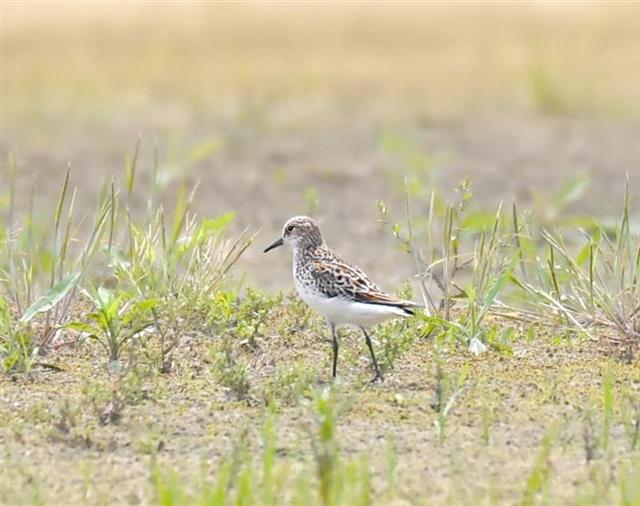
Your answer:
361,327 -> 383,382
331,323 -> 339,380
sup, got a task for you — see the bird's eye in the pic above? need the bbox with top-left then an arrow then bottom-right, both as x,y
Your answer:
286,225 -> 294,233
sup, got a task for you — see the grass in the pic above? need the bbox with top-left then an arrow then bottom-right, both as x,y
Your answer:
1,146 -> 253,373
1,153 -> 639,505
2,317 -> 638,505
510,191 -> 640,355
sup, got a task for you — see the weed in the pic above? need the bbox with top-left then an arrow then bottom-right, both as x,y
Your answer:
152,466 -> 185,506
309,388 -> 340,506
482,404 -> 494,446
210,289 -> 282,350
384,437 -> 397,499
618,457 -> 640,506
622,396 -> 640,452
211,337 -> 251,401
111,157 -> 254,369
513,179 -> 639,347
67,287 -> 156,363
379,175 -> 638,357
602,365 -> 614,452
1,166 -> 111,365
581,408 -> 598,463
378,318 -> 417,372
431,359 -> 468,444
260,360 -> 317,405
381,179 -> 516,354
521,427 -> 557,506
0,298 -> 36,373
2,141 -> 253,373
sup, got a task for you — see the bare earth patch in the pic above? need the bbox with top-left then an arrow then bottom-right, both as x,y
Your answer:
2,307 -> 638,505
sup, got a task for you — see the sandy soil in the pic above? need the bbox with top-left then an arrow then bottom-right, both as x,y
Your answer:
1,311 -> 638,505
5,107 -> 639,291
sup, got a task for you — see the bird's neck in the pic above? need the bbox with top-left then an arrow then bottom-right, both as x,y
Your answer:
293,238 -> 323,264
296,235 -> 323,253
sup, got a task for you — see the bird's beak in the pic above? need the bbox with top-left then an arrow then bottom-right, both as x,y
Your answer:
263,237 -> 284,253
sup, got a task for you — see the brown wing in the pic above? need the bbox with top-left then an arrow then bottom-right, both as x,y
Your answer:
311,256 -> 418,312
311,259 -> 378,298
353,290 -> 416,307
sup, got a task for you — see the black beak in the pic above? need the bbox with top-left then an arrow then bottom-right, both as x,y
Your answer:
263,237 -> 284,253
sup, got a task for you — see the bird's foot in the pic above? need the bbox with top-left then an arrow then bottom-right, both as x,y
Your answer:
370,372 -> 384,383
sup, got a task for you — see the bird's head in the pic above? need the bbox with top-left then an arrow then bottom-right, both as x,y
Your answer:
264,215 -> 324,253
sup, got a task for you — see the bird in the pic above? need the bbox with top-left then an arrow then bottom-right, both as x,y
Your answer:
264,215 -> 419,382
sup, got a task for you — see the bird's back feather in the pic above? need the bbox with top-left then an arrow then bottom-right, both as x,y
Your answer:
295,246 -> 420,317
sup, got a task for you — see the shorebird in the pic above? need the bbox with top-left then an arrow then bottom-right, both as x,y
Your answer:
264,215 -> 419,382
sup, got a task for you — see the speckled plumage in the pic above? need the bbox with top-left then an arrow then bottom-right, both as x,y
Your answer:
294,242 -> 416,314
264,215 -> 419,382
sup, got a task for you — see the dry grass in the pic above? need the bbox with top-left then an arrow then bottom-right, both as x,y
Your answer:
3,3 -> 638,115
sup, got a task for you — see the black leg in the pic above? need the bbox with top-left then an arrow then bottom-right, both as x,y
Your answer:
331,323 -> 339,380
361,327 -> 383,382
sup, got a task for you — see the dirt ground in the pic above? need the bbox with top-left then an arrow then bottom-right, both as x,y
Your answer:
1,310 -> 639,505
5,110 -> 639,290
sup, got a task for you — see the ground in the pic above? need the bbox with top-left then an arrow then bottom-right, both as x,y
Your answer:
1,306 -> 639,505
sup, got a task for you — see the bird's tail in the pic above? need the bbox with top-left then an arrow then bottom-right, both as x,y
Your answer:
399,304 -> 417,316
396,300 -> 422,317
354,292 -> 423,317
366,298 -> 422,317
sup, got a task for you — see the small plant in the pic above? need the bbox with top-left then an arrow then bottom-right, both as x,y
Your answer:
0,141 -> 251,373
521,427 -> 558,506
1,165 -> 111,360
601,365 -> 614,453
111,146 -> 255,368
309,388 -> 340,506
211,337 -> 251,401
151,465 -> 186,506
114,206 -> 253,370
457,204 -> 514,352
513,179 -> 639,347
209,289 -> 283,350
431,359 -> 468,444
260,360 -> 317,405
618,457 -> 640,506
482,404 -> 494,446
378,318 -> 417,372
380,175 -> 638,356
581,408 -> 598,463
0,300 -> 36,373
622,395 -> 640,452
380,179 -> 515,354
67,287 -> 156,363
79,359 -> 153,428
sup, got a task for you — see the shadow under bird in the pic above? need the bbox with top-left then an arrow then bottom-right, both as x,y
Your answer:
264,216 -> 420,382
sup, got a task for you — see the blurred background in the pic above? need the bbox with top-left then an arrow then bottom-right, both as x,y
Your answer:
3,2 -> 639,288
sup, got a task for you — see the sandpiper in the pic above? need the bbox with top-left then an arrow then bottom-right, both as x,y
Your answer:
264,215 -> 419,382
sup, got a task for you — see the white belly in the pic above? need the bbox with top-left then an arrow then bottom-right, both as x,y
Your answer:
295,278 -> 406,327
